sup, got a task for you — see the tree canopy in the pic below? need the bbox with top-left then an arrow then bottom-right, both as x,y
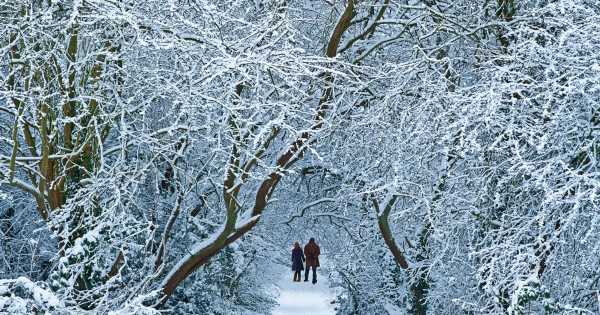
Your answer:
1,0 -> 599,314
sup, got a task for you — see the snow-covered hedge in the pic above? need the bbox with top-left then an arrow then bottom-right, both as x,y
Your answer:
0,277 -> 62,314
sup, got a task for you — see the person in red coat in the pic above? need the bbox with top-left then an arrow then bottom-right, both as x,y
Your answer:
303,237 -> 320,284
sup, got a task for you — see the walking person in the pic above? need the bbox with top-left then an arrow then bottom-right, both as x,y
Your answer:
304,237 -> 320,284
291,242 -> 305,282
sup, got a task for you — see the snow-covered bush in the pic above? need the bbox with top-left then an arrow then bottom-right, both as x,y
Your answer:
0,277 -> 62,314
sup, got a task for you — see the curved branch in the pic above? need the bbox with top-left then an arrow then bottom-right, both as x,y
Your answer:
372,195 -> 409,269
158,0 -> 355,302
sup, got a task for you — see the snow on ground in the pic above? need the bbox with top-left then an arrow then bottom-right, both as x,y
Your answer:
272,257 -> 336,315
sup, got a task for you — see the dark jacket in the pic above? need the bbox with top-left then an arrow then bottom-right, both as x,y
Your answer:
304,241 -> 320,267
292,247 -> 305,271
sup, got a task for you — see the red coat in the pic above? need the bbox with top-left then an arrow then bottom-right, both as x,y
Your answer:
304,241 -> 320,267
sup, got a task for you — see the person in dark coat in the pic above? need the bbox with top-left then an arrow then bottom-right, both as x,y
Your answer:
291,242 -> 305,282
304,237 -> 320,284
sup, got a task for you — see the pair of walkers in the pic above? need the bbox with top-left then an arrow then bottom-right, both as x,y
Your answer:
291,237 -> 320,284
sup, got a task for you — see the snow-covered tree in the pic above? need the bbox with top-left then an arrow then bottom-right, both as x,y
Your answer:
1,0 -> 599,314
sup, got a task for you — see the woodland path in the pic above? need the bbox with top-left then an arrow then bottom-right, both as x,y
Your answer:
272,256 -> 336,315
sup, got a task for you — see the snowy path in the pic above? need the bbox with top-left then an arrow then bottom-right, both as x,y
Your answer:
272,259 -> 336,315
